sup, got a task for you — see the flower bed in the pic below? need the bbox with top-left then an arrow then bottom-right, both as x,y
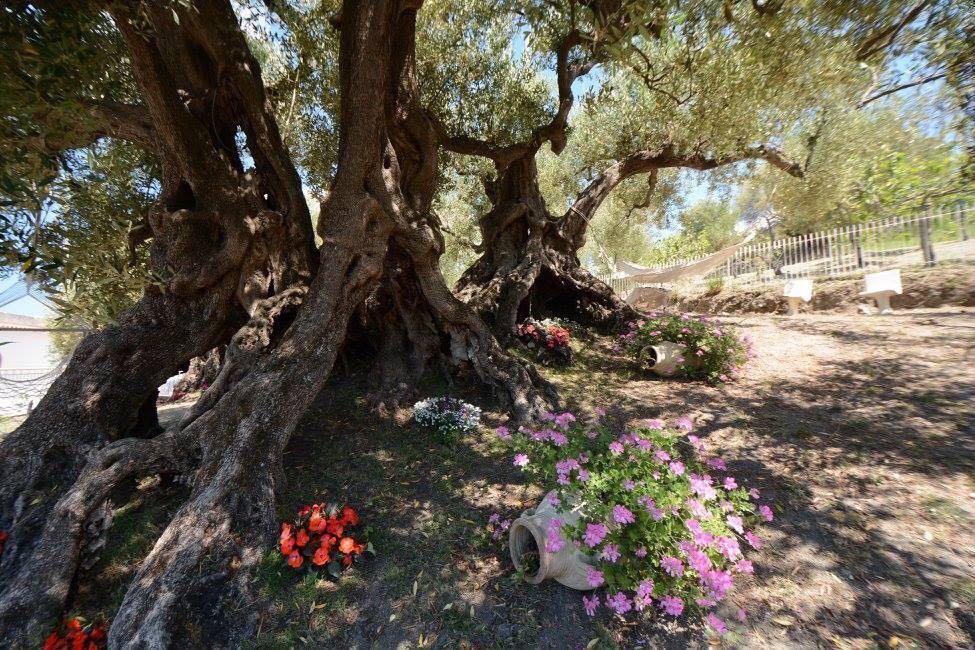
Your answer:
516,318 -> 573,366
619,312 -> 749,383
498,411 -> 772,635
279,503 -> 371,576
413,396 -> 482,445
43,618 -> 107,650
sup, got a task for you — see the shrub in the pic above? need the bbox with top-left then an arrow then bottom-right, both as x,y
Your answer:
279,503 -> 371,577
43,618 -> 107,649
498,411 -> 772,634
619,312 -> 749,383
516,318 -> 573,366
413,396 -> 481,444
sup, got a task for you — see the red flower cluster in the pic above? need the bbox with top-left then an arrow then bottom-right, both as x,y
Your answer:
517,320 -> 571,350
280,504 -> 367,572
544,324 -> 571,349
43,619 -> 106,650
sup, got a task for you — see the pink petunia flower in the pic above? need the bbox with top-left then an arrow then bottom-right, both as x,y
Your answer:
585,566 -> 605,587
705,613 -> 728,635
676,416 -> 694,431
744,531 -> 763,549
583,522 -> 608,547
601,543 -> 621,563
660,595 -> 684,616
612,505 -> 635,524
512,454 -> 529,467
583,594 -> 599,616
606,592 -> 632,615
634,579 -> 654,610
726,515 -> 744,534
715,535 -> 742,561
496,426 -> 511,440
758,504 -> 774,522
735,559 -> 754,574
661,556 -> 684,577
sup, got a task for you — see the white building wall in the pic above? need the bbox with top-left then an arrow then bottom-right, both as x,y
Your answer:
0,329 -> 56,369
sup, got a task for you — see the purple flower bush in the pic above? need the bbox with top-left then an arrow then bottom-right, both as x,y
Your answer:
501,411 -> 773,634
618,312 -> 751,384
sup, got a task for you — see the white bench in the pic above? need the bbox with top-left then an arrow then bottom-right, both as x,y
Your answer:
860,269 -> 902,314
783,278 -> 814,316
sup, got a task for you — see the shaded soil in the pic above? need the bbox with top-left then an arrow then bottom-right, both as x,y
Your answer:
67,308 -> 974,648
675,262 -> 975,315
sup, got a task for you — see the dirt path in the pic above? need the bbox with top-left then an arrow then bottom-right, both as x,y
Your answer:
72,309 -> 975,648
585,308 -> 975,648
258,307 -> 971,648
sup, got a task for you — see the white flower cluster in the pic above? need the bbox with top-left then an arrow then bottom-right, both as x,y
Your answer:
413,396 -> 481,442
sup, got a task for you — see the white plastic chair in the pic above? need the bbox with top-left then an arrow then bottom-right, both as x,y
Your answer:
859,269 -> 902,314
783,279 -> 814,316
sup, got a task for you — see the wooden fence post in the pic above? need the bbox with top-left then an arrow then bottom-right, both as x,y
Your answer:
957,201 -> 969,241
919,203 -> 936,265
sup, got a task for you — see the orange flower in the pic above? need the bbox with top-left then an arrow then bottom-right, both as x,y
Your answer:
324,518 -> 344,537
280,522 -> 294,541
341,554 -> 353,567
312,546 -> 330,566
280,536 -> 295,556
320,534 -> 337,550
297,505 -> 311,517
308,510 -> 326,533
43,632 -> 62,650
287,550 -> 304,568
296,528 -> 310,547
338,537 -> 356,554
340,506 -> 360,526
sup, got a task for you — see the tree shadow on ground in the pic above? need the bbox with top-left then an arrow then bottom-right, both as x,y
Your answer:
251,374 -> 612,649
73,313 -> 974,648
595,340 -> 974,646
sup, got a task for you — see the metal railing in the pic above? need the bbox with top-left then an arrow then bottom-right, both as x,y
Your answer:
600,202 -> 974,296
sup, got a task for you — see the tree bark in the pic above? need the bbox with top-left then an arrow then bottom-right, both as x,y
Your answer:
175,348 -> 224,393
0,0 -> 316,643
0,2 -> 554,645
455,145 -> 804,339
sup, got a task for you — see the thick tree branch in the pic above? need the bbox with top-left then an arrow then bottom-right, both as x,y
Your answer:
29,101 -> 156,155
531,30 -> 593,155
856,0 -> 933,61
559,143 -> 803,247
857,71 -> 947,108
88,101 -> 156,147
430,29 -> 594,170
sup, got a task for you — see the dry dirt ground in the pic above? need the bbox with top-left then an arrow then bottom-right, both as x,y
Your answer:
68,308 -> 974,648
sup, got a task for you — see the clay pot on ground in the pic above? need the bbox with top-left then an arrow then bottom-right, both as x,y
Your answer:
641,340 -> 686,376
508,491 -> 595,590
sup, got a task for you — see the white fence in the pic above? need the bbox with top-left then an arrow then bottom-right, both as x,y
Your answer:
0,367 -> 61,416
601,202 -> 974,297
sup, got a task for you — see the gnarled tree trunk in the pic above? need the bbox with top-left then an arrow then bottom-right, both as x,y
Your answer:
454,144 -> 804,340
454,153 -> 638,340
0,1 -> 553,646
0,0 -> 316,643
